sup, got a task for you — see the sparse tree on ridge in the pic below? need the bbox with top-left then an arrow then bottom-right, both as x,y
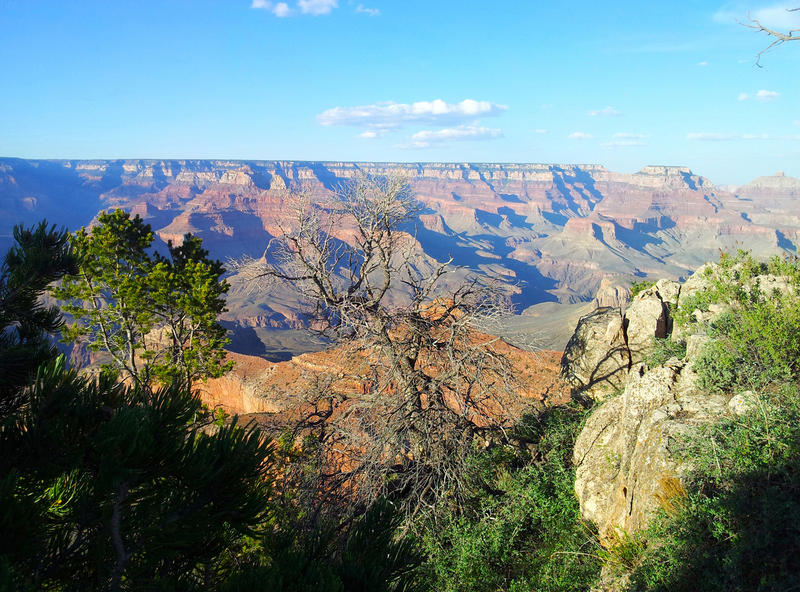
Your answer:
235,174 -> 526,521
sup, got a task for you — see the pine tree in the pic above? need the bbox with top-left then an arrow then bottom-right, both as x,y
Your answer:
53,209 -> 233,389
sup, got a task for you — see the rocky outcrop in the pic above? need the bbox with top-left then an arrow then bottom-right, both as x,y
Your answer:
561,307 -> 630,400
564,261 -> 796,542
561,278 -> 680,400
573,359 -> 727,539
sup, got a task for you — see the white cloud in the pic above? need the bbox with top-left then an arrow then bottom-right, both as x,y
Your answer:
738,89 -> 780,102
690,131 -> 800,142
698,60 -> 709,66
273,2 -> 292,16
251,0 -> 293,16
298,0 -> 337,15
756,89 -> 780,101
410,125 -> 502,143
568,132 -> 593,140
358,130 -> 382,139
394,126 -> 502,149
535,129 -> 548,134
317,99 -> 508,128
356,4 -> 380,16
613,132 -> 648,139
601,140 -> 646,148
687,132 -> 737,141
587,106 -> 622,117
794,120 -> 800,126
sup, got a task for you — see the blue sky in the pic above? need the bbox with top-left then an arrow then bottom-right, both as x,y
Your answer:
0,0 -> 798,184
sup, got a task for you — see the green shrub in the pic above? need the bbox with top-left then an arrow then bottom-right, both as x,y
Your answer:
417,405 -> 601,592
645,337 -> 686,367
630,280 -> 656,299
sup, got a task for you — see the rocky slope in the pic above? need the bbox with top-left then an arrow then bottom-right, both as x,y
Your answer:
2,158 -> 797,356
198,343 -> 569,419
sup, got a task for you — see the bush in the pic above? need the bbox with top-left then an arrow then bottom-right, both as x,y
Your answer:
682,254 -> 800,392
630,280 -> 656,299
417,405 -> 601,592
645,337 -> 686,367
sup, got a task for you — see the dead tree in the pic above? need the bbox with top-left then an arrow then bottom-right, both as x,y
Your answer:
743,7 -> 799,65
235,174 -> 526,521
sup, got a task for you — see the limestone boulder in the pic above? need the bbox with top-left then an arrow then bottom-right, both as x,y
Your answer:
573,360 -> 727,540
624,287 -> 669,363
593,278 -> 631,309
561,307 -> 629,401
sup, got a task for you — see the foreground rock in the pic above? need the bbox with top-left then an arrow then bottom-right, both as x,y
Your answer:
561,278 -> 679,401
572,359 -> 727,539
565,261 -> 796,541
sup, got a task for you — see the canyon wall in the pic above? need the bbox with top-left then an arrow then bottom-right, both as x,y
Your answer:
2,158 -> 797,354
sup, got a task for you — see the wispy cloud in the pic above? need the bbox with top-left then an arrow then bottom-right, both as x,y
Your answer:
738,89 -> 781,102
251,0 -> 292,16
568,132 -> 593,140
252,0 -> 336,16
588,106 -> 622,117
698,60 -> 709,67
412,125 -> 502,143
535,129 -> 548,134
298,0 -> 337,15
317,99 -> 508,129
397,125 -> 503,148
358,129 -> 387,139
356,4 -> 380,16
687,132 -> 738,141
273,2 -> 292,16
613,132 -> 648,139
757,89 -> 780,101
687,131 -> 800,141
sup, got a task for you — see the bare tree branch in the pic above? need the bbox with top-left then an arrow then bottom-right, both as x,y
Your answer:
741,7 -> 800,66
235,174 -> 534,523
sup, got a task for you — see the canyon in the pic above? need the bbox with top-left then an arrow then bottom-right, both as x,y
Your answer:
1,158 -> 797,356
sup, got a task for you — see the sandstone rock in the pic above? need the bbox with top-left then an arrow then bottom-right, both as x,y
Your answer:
561,307 -> 629,401
679,262 -> 717,301
567,261 -> 800,546
654,278 -> 681,308
625,288 -> 669,363
573,361 -> 728,540
593,277 -> 631,309
728,390 -> 756,416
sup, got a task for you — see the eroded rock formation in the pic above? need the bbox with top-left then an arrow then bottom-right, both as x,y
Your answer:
564,262 -> 797,541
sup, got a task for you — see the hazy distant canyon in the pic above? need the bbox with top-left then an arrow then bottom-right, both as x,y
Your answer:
2,158 -> 798,353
